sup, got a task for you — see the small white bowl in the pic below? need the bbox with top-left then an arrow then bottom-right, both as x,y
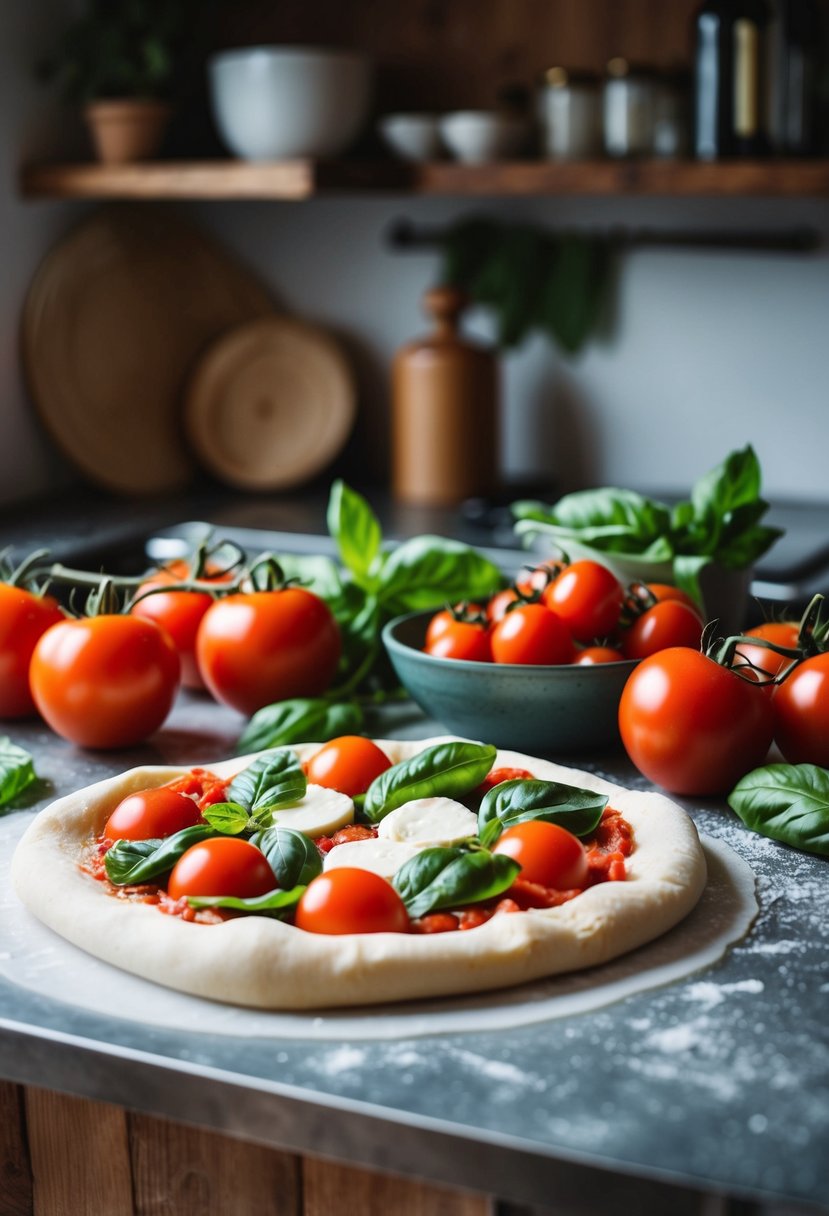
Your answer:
439,110 -> 529,164
208,46 -> 372,160
378,113 -> 442,161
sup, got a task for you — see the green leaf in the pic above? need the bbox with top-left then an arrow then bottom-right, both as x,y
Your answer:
250,826 -> 323,888
104,824 -> 215,886
477,779 -> 607,848
228,750 -> 307,813
728,763 -> 829,856
378,537 -> 503,614
187,886 -> 305,919
201,802 -> 250,835
364,741 -> 497,823
327,480 -> 383,586
238,699 -> 364,754
393,845 -> 520,919
672,554 -> 710,609
0,738 -> 37,808
538,235 -> 611,355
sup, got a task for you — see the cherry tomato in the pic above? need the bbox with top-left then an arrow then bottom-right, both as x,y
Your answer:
196,589 -> 341,716
574,645 -> 626,665
492,820 -> 588,889
306,736 -> 392,797
490,604 -> 574,666
618,647 -> 774,795
104,785 -> 203,841
621,600 -> 704,660
639,583 -> 701,612
543,561 -> 624,643
516,561 -> 564,595
167,837 -> 276,901
486,588 -> 520,623
735,620 -> 800,680
772,652 -> 829,766
425,617 -> 492,662
295,867 -> 410,935
131,561 -> 234,690
0,584 -> 64,718
29,615 -> 180,749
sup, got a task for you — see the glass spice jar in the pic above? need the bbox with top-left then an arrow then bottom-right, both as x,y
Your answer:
537,67 -> 602,159
602,58 -> 657,157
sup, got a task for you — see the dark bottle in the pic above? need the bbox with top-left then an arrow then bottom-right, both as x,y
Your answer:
766,0 -> 819,154
731,0 -> 770,154
694,0 -> 736,158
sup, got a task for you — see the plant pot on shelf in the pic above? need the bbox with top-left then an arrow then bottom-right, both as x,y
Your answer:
84,99 -> 171,165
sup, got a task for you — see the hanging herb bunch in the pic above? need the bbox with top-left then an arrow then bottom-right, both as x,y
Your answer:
439,217 -> 613,355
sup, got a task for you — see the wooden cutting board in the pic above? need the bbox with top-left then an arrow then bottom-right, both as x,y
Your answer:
183,316 -> 356,491
22,206 -> 273,496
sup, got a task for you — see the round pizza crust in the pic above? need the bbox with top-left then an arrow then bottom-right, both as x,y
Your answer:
11,739 -> 707,1010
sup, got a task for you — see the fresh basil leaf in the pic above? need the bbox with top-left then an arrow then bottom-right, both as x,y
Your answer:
478,778 -> 607,848
202,802 -> 249,835
0,738 -> 36,808
104,824 -> 216,885
363,741 -> 497,823
187,886 -> 305,919
228,750 -> 307,813
690,445 -> 761,537
547,488 -> 671,545
393,845 -> 520,919
250,826 -> 323,888
714,523 -> 783,569
728,763 -> 829,856
327,480 -> 383,587
378,537 -> 502,614
238,699 -> 364,754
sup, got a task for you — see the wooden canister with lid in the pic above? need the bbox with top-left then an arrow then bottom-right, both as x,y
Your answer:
391,286 -> 498,505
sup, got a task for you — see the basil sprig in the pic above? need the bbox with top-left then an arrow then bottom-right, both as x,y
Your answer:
363,741 -> 497,823
393,845 -> 520,919
250,825 -> 323,888
186,887 -> 305,919
0,738 -> 37,808
728,763 -> 829,856
227,749 -> 306,815
478,778 -> 607,848
238,698 -> 364,754
104,823 -> 216,885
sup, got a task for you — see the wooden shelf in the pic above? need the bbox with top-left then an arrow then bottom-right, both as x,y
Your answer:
20,157 -> 829,201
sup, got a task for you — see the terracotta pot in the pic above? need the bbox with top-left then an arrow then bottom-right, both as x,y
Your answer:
84,100 -> 171,165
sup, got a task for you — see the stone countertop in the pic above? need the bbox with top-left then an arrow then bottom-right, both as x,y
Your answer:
0,492 -> 827,1214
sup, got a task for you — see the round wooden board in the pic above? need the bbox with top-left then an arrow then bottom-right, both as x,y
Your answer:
22,206 -> 273,496
183,316 -> 356,491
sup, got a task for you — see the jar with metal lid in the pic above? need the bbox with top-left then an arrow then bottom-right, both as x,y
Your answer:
537,67 -> 602,159
602,58 -> 657,157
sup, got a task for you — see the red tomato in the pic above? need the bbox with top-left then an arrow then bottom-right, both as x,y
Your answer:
131,561 -> 235,691
0,584 -> 64,718
492,820 -> 588,889
29,615 -> 180,749
167,837 -> 276,900
295,868 -> 410,935
640,583 -> 701,612
542,561 -> 624,643
196,589 -> 341,716
425,618 -> 492,662
772,652 -> 829,766
574,645 -> 626,665
735,620 -> 800,680
517,561 -> 564,595
490,604 -> 574,666
104,785 -> 203,841
306,736 -> 392,797
486,588 -> 520,623
621,600 -> 704,660
618,647 -> 774,795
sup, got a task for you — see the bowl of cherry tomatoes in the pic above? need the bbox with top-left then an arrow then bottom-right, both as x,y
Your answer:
382,559 -> 706,756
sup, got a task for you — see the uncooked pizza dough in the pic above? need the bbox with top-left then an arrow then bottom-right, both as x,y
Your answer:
11,738 -> 707,1010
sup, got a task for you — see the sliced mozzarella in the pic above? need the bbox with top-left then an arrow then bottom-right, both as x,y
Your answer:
268,785 -> 353,838
323,837 -> 422,881
377,797 -> 478,847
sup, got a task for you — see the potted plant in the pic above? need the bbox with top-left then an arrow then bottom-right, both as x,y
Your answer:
40,0 -> 196,164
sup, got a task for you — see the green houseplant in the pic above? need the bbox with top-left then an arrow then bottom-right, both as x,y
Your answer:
40,0 -> 198,164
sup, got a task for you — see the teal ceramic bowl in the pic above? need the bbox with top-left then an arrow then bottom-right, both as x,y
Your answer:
382,611 -> 639,756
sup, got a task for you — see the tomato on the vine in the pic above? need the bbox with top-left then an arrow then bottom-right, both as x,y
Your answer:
424,612 -> 492,662
490,603 -> 574,666
492,820 -> 588,889
0,584 -> 64,718
167,837 -> 276,901
29,615 -> 180,749
104,785 -> 203,841
542,561 -> 624,643
295,868 -> 410,935
131,560 -> 235,690
772,652 -> 829,766
196,588 -> 341,715
621,599 -> 704,661
306,736 -> 392,797
618,647 -> 774,795
735,620 -> 800,679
